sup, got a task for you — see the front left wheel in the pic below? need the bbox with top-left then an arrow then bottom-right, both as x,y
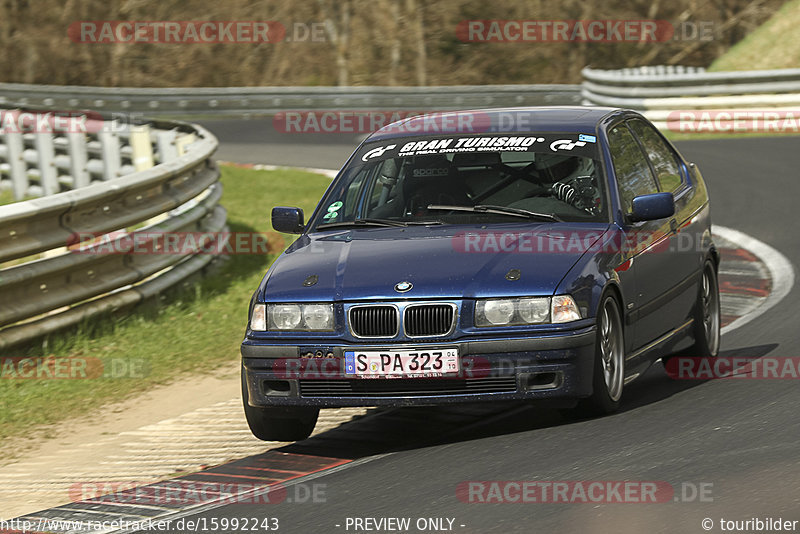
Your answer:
241,365 -> 319,442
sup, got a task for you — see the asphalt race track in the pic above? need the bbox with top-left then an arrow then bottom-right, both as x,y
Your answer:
143,124 -> 797,534
199,118 -> 361,169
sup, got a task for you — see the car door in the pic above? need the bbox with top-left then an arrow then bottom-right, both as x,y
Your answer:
627,119 -> 699,332
606,121 -> 682,354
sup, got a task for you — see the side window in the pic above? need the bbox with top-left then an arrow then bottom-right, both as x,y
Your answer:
629,120 -> 684,193
337,166 -> 369,220
608,123 -> 659,214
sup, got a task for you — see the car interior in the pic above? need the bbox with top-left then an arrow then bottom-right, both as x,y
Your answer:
365,151 -> 604,222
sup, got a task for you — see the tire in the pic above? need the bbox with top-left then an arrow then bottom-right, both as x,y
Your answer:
241,365 -> 318,442
569,294 -> 626,417
690,261 -> 721,358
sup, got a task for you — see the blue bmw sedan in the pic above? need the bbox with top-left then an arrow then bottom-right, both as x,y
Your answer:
241,107 -> 720,441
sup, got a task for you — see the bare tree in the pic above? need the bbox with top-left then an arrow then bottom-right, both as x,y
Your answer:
319,0 -> 352,86
406,0 -> 427,85
0,0 -> 788,87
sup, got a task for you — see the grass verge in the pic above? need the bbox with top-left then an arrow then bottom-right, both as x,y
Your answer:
710,0 -> 800,71
0,165 -> 331,442
0,189 -> 19,206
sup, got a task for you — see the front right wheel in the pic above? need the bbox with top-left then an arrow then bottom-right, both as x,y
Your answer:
572,294 -> 625,417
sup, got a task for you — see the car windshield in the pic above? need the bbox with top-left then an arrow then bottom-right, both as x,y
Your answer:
309,133 -> 608,231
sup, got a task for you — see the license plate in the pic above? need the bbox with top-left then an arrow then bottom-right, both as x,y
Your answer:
344,348 -> 459,378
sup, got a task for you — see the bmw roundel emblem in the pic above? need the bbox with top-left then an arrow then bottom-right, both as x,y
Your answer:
394,281 -> 413,292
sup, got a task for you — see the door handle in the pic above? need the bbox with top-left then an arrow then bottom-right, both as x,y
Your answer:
669,218 -> 678,233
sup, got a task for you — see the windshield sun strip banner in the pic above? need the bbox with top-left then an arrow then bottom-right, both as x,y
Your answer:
356,133 -> 599,163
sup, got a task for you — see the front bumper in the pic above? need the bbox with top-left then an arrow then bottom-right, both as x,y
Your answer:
241,327 -> 596,407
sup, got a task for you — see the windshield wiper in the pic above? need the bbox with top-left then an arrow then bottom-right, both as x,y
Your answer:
426,204 -> 563,222
475,204 -> 563,222
317,218 -> 409,229
404,220 -> 444,225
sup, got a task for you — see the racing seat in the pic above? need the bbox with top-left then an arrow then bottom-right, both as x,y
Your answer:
402,155 -> 471,215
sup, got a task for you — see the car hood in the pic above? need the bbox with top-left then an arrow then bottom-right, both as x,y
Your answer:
259,223 -> 611,302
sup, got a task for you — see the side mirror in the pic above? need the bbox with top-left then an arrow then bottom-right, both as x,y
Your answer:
630,192 -> 675,222
272,206 -> 305,234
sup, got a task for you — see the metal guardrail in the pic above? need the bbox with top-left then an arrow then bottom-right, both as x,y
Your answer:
0,83 -> 582,116
4,67 -> 798,122
0,108 -> 224,350
582,65 -> 800,125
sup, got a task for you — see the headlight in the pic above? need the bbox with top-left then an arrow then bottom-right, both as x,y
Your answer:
475,297 -> 550,327
551,295 -> 582,323
480,299 -> 515,325
475,295 -> 582,326
266,303 -> 334,331
302,304 -> 334,330
269,304 -> 302,329
518,297 -> 550,323
250,303 -> 267,331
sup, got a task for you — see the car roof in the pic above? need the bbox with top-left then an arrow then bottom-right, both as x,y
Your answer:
364,106 -> 628,142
